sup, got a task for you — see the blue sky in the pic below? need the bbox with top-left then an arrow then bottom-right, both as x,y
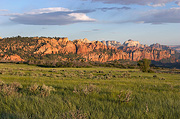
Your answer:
0,0 -> 180,45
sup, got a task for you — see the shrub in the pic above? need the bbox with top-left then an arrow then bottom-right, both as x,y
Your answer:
29,83 -> 55,97
121,72 -> 131,78
153,75 -> 158,78
98,71 -> 104,73
0,80 -> 5,85
117,90 -> 133,103
0,81 -> 23,97
159,77 -> 166,80
29,83 -> 39,93
148,69 -> 155,73
73,84 -> 99,95
40,84 -> 55,97
87,73 -> 94,79
62,109 -> 87,119
138,59 -> 151,72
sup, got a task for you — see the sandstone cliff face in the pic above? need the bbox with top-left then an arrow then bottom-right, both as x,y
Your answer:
150,43 -> 169,50
34,37 -> 76,54
31,38 -> 131,62
129,49 -> 171,61
0,49 -> 3,56
2,54 -> 24,62
83,51 -> 129,62
34,43 -> 58,54
76,38 -> 92,43
75,40 -> 108,55
0,37 -> 177,62
169,45 -> 180,52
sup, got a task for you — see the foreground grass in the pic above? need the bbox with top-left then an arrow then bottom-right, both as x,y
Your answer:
0,63 -> 180,119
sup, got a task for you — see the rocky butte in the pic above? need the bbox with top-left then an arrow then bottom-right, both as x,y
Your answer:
0,36 -> 178,63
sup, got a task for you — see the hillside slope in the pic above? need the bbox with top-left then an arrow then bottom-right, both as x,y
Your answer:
0,36 -> 178,63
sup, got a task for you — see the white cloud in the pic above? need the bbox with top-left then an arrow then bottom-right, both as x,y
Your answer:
26,7 -> 72,15
114,7 -> 180,24
7,7 -> 96,25
148,3 -> 165,7
68,13 -> 96,21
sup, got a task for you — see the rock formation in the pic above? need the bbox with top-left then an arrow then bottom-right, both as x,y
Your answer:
168,45 -> 180,52
150,43 -> 169,50
101,41 -> 121,47
123,39 -> 147,48
0,36 -> 178,62
2,54 -> 24,62
129,49 -> 171,61
76,38 -> 93,43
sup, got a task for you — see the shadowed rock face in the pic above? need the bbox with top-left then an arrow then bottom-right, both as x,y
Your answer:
150,43 -> 169,50
0,37 -> 177,62
168,45 -> 180,52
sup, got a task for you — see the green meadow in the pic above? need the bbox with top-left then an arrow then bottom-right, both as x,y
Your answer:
0,63 -> 180,119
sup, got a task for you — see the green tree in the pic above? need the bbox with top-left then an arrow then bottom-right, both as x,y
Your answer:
137,59 -> 151,72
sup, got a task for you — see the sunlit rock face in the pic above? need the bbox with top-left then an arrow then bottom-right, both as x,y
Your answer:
0,37 -> 177,62
76,38 -> 93,43
2,54 -> 24,62
123,39 -> 145,48
101,41 -> 121,47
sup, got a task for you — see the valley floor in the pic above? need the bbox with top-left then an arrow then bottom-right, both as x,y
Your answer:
0,63 -> 180,119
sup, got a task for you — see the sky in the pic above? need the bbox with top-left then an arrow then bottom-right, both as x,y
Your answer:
0,0 -> 180,45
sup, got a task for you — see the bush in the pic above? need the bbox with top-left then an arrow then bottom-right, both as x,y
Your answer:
40,84 -> 55,97
73,84 -> 99,95
0,81 -> 23,97
137,59 -> 151,72
29,83 -> 55,97
153,75 -> 158,78
118,90 -> 133,103
29,83 -> 39,93
148,69 -> 155,73
62,109 -> 87,119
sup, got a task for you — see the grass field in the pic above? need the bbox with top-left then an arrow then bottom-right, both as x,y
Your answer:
0,63 -> 180,119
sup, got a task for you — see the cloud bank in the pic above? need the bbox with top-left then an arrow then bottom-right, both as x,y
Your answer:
120,7 -> 180,24
0,9 -> 8,12
138,7 -> 180,24
9,7 -> 96,25
97,7 -> 131,12
90,0 -> 180,6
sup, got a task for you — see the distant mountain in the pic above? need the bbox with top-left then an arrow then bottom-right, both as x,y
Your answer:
0,36 -> 178,64
150,43 -> 170,50
169,45 -> 180,52
76,38 -> 93,43
101,40 -> 121,47
123,39 -> 148,48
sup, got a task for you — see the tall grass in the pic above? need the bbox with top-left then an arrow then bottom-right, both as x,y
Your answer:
0,63 -> 179,119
